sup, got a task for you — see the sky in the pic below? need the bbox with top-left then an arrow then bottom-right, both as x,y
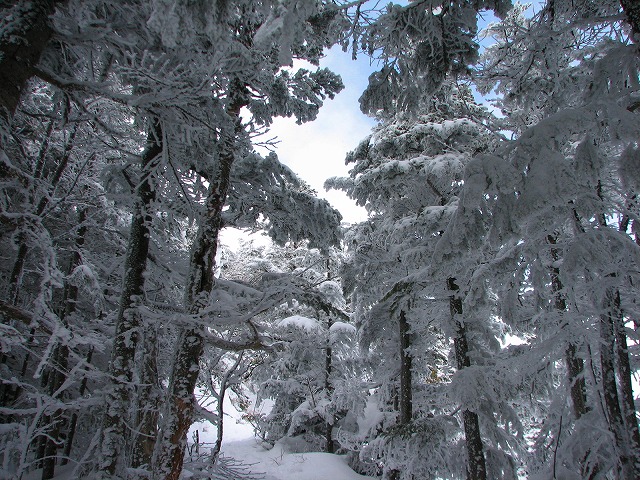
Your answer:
259,5 -> 521,227
221,47 -> 375,248
226,6 -> 526,245
260,45 -> 377,225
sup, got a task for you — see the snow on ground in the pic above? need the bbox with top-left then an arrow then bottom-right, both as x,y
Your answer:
24,391 -> 373,479
219,438 -> 375,480
188,390 -> 375,480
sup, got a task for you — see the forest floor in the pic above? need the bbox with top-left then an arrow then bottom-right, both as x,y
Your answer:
22,395 -> 375,479
181,393 -> 376,480
215,438 -> 376,480
22,438 -> 375,480
188,395 -> 376,480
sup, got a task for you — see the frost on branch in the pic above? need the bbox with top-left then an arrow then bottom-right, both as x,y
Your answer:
226,151 -> 342,252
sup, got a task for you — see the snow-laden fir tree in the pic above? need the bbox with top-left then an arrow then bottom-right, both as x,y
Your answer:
0,0 -> 351,478
327,80 -> 523,479
217,240 -> 357,455
443,1 -> 640,477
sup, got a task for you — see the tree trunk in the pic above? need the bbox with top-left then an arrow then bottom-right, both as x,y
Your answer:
448,277 -> 487,480
325,313 -> 335,453
156,328 -> 205,480
548,235 -> 588,419
621,0 -> 640,41
600,287 -> 636,479
614,217 -> 640,475
131,325 -> 160,469
154,82 -> 247,480
1,124 -> 78,409
386,309 -> 413,480
0,0 -> 62,117
41,344 -> 68,480
98,120 -> 161,477
600,286 -> 640,479
12,108 -> 77,284
7,243 -> 29,305
40,208 -> 87,479
211,353 -> 243,462
398,309 -> 412,426
612,299 -> 640,478
61,346 -> 93,465
565,344 -> 588,419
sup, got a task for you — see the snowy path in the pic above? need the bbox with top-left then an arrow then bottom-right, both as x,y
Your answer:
187,394 -> 376,480
220,439 -> 376,480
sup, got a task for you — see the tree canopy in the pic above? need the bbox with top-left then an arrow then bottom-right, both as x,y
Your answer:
1,1 -> 639,479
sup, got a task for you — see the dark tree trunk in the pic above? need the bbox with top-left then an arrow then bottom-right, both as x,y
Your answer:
592,185 -> 640,478
325,312 -> 335,453
386,309 -> 413,480
154,82 -> 247,480
7,243 -> 29,305
156,327 -> 205,480
2,123 -> 77,408
621,0 -> 640,41
211,353 -> 243,462
41,344 -> 68,480
61,346 -> 93,465
5,121 -> 76,325
614,216 -> 640,475
8,110 -> 77,290
448,277 -> 487,480
213,383 -> 225,463
613,301 -> 640,478
131,325 -> 160,469
398,309 -> 412,426
40,209 -> 87,479
601,286 -> 640,479
600,287 -> 636,480
98,120 -> 161,477
548,235 -> 588,420
0,0 -> 63,117
565,344 -> 588,419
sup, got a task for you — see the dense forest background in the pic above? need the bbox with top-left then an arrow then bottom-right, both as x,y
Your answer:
1,1 -> 640,479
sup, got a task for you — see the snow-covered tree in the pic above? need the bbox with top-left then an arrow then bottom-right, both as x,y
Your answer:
421,1 -> 640,477
327,81 -> 523,479
218,240 -> 357,454
347,0 -> 512,116
0,1 -> 351,479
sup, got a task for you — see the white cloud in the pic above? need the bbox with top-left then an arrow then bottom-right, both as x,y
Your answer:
257,46 -> 375,224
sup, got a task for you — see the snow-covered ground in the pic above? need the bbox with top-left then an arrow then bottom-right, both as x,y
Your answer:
23,392 -> 374,479
187,392 -> 376,480
218,439 -> 375,480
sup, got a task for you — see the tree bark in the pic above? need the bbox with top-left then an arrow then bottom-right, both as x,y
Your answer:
0,0 -> 63,117
131,325 -> 160,469
61,346 -> 93,465
615,212 -> 640,476
548,235 -> 588,420
325,312 -> 335,454
595,204 -> 640,478
6,123 -> 77,305
41,344 -> 68,480
386,309 -> 413,480
448,277 -> 487,480
602,287 -> 640,479
154,82 -> 247,480
398,309 -> 412,426
211,353 -> 243,462
600,287 -> 636,480
40,208 -> 87,479
98,120 -> 161,478
621,0 -> 640,42
613,302 -> 640,478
